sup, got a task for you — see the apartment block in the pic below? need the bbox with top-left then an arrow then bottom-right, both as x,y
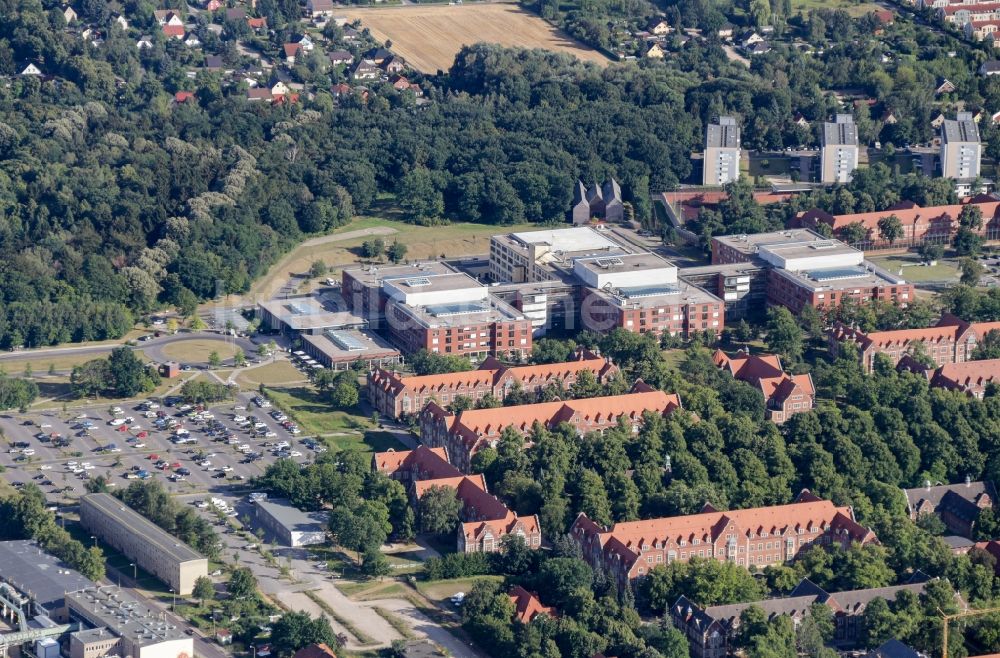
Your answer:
419,382 -> 681,472
373,445 -> 541,552
703,116 -> 741,186
712,349 -> 814,423
368,348 -> 618,419
820,114 -> 859,184
571,490 -> 876,589
79,493 -> 208,595
829,312 -> 1000,373
941,112 -> 982,194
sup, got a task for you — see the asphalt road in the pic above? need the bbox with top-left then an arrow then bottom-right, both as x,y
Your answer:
0,331 -> 259,369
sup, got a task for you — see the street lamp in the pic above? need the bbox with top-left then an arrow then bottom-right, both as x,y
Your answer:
212,609 -> 220,637
130,563 -> 136,580
90,535 -> 96,548
170,588 -> 175,611
251,645 -> 257,658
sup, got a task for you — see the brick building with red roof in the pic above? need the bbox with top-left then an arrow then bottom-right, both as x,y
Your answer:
373,446 -> 541,553
713,349 -> 815,423
419,382 -> 682,472
368,348 -> 619,419
796,196 -> 1000,247
571,490 -> 877,589
830,312 -> 1000,373
508,586 -> 555,624
931,358 -> 1000,398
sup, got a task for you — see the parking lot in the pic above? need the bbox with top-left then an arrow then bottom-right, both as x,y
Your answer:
0,391 -> 320,507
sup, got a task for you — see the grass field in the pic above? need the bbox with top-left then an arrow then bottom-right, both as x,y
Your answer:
235,361 -> 308,388
415,576 -> 504,604
160,340 -> 239,363
265,386 -> 406,452
341,4 -> 610,73
239,206 -> 539,303
790,0 -> 880,15
868,254 -> 960,282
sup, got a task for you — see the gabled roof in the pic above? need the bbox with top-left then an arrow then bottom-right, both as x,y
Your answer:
573,492 -> 874,572
832,313 -> 1000,352
283,43 -> 302,58
932,358 -> 1000,393
903,480 -> 995,520
372,446 -> 459,480
798,198 -> 1000,232
509,586 -> 555,624
291,644 -> 337,658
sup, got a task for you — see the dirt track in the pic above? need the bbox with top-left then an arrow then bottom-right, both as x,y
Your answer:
341,3 -> 611,72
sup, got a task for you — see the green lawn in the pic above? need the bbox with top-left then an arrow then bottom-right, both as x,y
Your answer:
790,0 -> 880,16
868,255 -> 960,283
415,576 -> 504,604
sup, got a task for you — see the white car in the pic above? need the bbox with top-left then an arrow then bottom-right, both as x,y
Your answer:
65,461 -> 78,467
39,465 -> 52,471
290,451 -> 302,457
112,407 -> 123,415
39,423 -> 51,428
264,431 -> 277,438
132,442 -> 146,448
22,449 -> 35,456
200,460 -> 211,467
108,419 -> 126,427
83,464 -> 95,470
222,466 -> 234,472
196,501 -> 209,508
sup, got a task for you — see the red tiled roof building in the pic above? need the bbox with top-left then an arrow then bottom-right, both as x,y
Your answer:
368,348 -> 619,419
713,349 -> 815,423
373,446 -> 541,553
508,586 -> 555,624
830,312 -> 1000,373
571,490 -> 877,589
419,382 -> 681,473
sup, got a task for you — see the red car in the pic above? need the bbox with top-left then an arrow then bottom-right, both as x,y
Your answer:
116,425 -> 128,432
148,454 -> 159,460
136,431 -> 148,439
170,462 -> 182,470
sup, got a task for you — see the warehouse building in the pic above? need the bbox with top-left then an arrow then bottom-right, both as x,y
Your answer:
0,540 -> 94,623
79,494 -> 207,595
254,498 -> 328,547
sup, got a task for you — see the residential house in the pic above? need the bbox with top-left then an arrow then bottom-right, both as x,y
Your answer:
573,489 -> 877,590
283,43 -> 302,65
793,112 -> 810,128
509,587 -> 555,624
247,88 -> 272,102
739,30 -> 764,49
974,540 -> 1000,574
931,111 -> 946,128
62,6 -> 77,23
828,312 -> 1000,373
330,82 -> 352,98
342,26 -> 361,41
270,80 -> 290,98
391,75 -> 412,91
935,77 -> 957,95
881,109 -> 898,124
717,23 -> 735,39
383,56 -> 406,74
204,55 -> 223,71
351,59 -> 380,81
328,50 -> 353,66
295,34 -> 315,52
368,47 -> 393,64
872,8 -> 894,24
215,630 -> 232,645
248,17 -> 267,30
647,18 -> 672,35
645,43 -> 665,59
373,445 -> 542,553
204,0 -> 222,10
672,577 -> 935,658
291,644 -> 338,658
224,8 -> 247,21
174,91 -> 195,104
136,36 -> 154,50
183,33 -> 201,47
712,349 -> 815,423
307,0 -> 336,17
903,479 -> 996,537
746,41 -> 771,56
20,62 -> 42,76
981,60 -> 1000,76
368,349 -> 618,419
112,14 -> 128,30
420,382 -> 681,472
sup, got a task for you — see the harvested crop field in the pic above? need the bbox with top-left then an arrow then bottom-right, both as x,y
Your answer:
341,3 -> 611,73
